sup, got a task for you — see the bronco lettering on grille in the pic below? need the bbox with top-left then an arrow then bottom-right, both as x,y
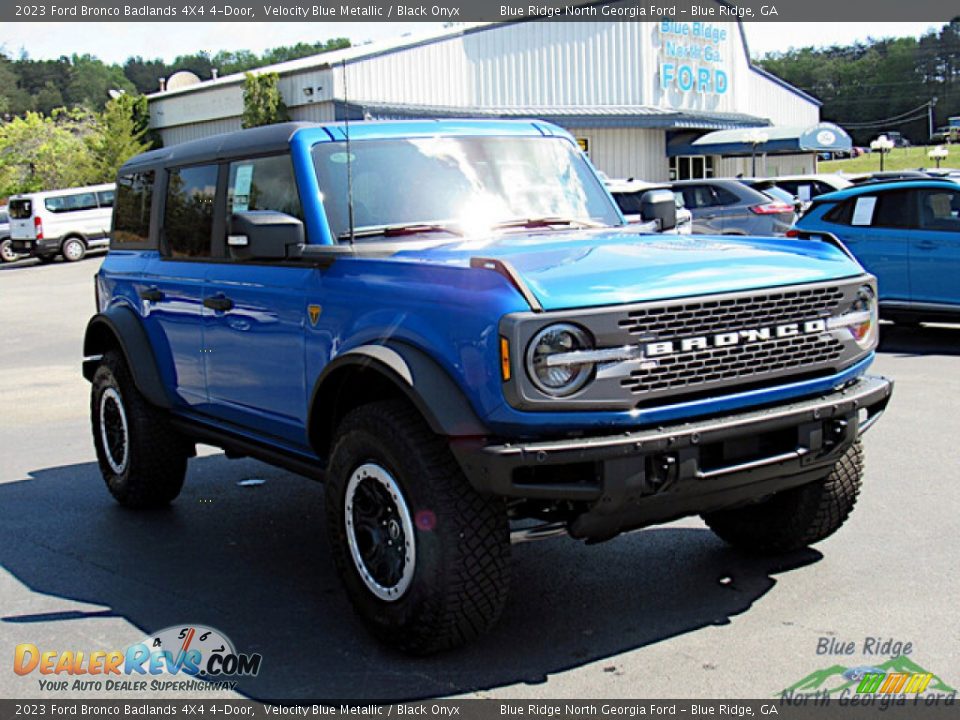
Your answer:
644,319 -> 828,358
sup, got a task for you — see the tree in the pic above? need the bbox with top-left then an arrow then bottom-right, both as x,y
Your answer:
241,72 -> 288,128
89,94 -> 152,180
66,53 -> 135,110
0,110 -> 99,196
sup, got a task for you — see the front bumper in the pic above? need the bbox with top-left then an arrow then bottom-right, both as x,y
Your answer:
452,375 -> 893,540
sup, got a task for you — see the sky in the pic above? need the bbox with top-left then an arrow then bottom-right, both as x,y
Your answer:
0,21 -> 945,66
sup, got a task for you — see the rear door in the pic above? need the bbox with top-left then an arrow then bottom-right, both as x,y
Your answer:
8,198 -> 35,240
140,164 -> 219,407
677,185 -> 724,234
202,154 -> 312,447
824,190 -> 914,302
910,186 -> 960,307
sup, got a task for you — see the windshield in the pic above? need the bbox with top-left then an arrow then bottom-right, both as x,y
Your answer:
311,136 -> 622,239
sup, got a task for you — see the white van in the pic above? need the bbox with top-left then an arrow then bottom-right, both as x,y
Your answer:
9,183 -> 115,262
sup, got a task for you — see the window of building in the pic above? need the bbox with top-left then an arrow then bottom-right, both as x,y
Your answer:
164,165 -> 218,258
227,155 -> 302,219
670,155 -> 715,181
112,172 -> 154,246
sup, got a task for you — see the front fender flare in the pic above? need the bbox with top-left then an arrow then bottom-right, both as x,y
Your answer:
82,305 -> 172,409
307,342 -> 489,456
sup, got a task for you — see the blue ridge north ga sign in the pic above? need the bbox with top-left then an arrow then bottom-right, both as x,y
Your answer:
658,21 -> 729,96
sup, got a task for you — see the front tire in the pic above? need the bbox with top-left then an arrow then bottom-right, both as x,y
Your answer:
325,399 -> 510,654
91,351 -> 189,508
702,441 -> 864,554
62,236 -> 86,262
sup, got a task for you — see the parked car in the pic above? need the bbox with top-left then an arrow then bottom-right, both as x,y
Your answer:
8,183 -> 115,263
736,178 -> 804,214
881,131 -> 911,148
768,174 -> 854,204
83,120 -> 891,654
605,178 -> 693,234
792,179 -> 960,324
670,178 -> 796,235
0,205 -> 25,263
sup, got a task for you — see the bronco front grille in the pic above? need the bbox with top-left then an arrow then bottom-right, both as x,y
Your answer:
618,286 -> 845,337
618,286 -> 846,397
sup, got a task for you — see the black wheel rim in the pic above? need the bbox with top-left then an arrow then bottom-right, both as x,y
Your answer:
344,463 -> 415,601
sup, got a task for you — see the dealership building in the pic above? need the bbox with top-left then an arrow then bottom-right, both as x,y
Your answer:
147,19 -> 850,181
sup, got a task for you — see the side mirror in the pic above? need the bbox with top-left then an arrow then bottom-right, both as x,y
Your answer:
640,189 -> 677,232
228,211 -> 304,260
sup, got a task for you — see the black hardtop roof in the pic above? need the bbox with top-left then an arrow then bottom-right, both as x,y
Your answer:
118,122 -> 316,174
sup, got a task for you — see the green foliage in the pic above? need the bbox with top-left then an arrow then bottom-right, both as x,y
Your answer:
0,110 -> 99,197
241,72 -> 289,129
758,19 -> 960,145
90,94 -> 152,180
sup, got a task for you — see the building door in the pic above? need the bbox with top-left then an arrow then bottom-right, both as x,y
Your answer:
670,155 -> 715,181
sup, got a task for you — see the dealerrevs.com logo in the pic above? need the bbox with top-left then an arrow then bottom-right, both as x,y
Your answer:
14,624 -> 262,693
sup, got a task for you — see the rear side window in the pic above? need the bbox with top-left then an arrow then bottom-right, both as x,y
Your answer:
113,172 -> 155,246
227,154 -> 302,219
45,192 -> 98,213
165,165 -> 218,259
713,187 -> 741,205
679,186 -> 716,209
0,211 -> 8,224
97,190 -> 115,208
9,199 -> 32,219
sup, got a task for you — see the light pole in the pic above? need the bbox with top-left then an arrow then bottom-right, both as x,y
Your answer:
928,145 -> 949,169
870,135 -> 894,172
744,129 -> 769,177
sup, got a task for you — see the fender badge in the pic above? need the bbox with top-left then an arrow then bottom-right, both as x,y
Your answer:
307,304 -> 322,326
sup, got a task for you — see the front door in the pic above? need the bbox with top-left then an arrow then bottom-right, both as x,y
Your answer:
910,187 -> 960,308
202,154 -> 311,448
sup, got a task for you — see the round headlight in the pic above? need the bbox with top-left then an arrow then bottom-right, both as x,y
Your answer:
526,323 -> 594,396
850,284 -> 878,349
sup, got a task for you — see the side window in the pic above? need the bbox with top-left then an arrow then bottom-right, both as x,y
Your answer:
46,193 -> 98,213
871,190 -> 914,229
680,186 -> 715,209
612,192 -> 643,216
917,189 -> 960,232
113,172 -> 154,247
97,190 -> 115,208
227,155 -> 302,219
823,200 -> 854,225
164,165 -> 218,259
712,187 -> 741,206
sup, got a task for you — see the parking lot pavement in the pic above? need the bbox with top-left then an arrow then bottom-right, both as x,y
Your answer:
1,258 -> 958,701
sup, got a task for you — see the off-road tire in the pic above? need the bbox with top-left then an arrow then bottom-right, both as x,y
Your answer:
91,351 -> 189,508
326,399 -> 510,655
0,238 -> 19,263
62,236 -> 86,262
702,441 -> 864,554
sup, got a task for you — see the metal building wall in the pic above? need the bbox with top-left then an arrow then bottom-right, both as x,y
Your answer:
158,116 -> 242,146
566,127 -> 667,181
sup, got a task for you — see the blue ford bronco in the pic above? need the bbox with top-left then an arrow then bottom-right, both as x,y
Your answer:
84,120 -> 892,653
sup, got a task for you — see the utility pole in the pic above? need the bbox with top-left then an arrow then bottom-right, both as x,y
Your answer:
929,97 -> 938,142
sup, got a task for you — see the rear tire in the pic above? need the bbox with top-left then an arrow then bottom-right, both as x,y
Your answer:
62,236 -> 86,262
0,238 -> 19,263
702,441 -> 864,554
91,351 -> 189,508
325,399 -> 510,654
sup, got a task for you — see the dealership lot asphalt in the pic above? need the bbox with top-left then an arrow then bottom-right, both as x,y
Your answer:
1,257 -> 958,701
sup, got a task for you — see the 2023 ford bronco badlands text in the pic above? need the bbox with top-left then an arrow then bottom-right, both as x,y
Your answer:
84,121 -> 892,654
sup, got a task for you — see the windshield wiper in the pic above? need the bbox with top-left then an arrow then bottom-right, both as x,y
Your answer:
338,223 -> 463,240
492,216 -> 607,230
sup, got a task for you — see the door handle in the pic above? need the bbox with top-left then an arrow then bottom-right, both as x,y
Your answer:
139,287 -> 164,302
916,240 -> 937,250
203,294 -> 234,312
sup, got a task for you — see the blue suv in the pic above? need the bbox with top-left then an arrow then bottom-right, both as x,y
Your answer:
84,121 -> 892,653
792,179 -> 960,324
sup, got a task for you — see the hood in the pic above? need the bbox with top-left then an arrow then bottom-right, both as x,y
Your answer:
391,229 -> 864,311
